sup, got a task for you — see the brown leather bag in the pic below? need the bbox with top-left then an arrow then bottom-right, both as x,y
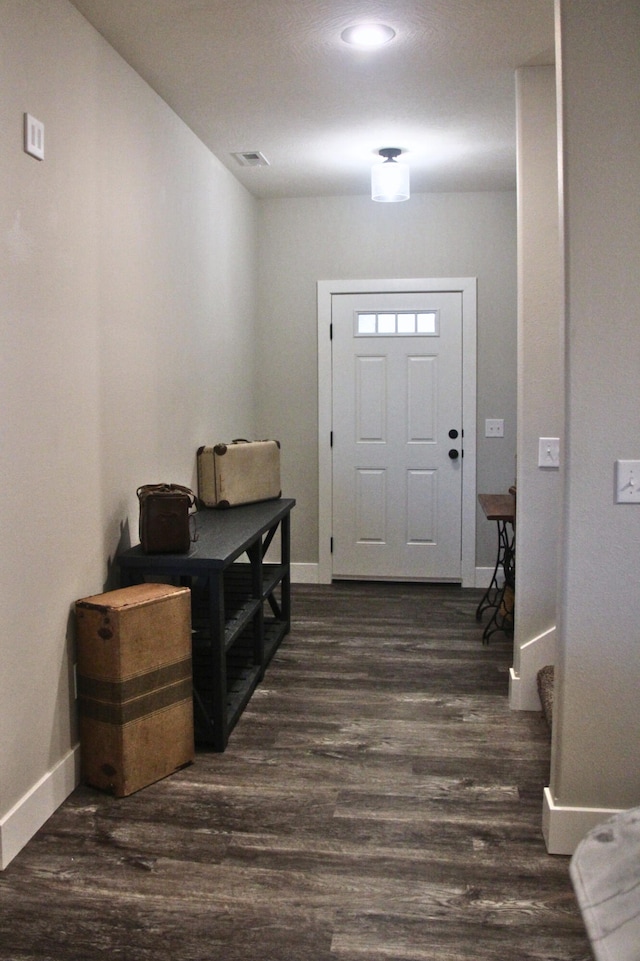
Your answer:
137,484 -> 197,554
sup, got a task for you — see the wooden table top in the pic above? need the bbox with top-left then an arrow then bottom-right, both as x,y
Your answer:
478,493 -> 516,522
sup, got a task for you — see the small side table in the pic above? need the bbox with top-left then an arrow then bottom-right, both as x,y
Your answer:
476,492 -> 516,643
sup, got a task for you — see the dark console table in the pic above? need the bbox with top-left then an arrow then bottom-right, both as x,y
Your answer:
117,498 -> 295,751
476,492 -> 516,644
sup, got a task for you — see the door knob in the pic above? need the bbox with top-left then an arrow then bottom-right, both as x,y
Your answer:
448,429 -> 459,439
448,449 -> 459,460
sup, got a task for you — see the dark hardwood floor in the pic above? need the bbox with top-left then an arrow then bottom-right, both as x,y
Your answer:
0,583 -> 592,961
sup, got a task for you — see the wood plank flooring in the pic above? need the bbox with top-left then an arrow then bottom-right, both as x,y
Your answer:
0,583 -> 592,961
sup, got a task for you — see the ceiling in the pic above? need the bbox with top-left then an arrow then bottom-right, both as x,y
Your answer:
68,0 -> 555,200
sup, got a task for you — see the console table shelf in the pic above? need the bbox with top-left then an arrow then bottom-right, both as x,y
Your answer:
117,498 -> 294,751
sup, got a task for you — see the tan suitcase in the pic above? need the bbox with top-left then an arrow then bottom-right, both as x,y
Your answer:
75,583 -> 194,796
197,439 -> 281,508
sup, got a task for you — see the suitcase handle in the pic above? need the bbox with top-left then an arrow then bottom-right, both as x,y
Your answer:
137,483 -> 197,509
231,438 -> 280,447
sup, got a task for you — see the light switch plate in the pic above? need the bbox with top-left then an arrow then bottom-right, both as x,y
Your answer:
615,460 -> 640,503
538,437 -> 560,468
485,418 -> 504,437
24,113 -> 44,160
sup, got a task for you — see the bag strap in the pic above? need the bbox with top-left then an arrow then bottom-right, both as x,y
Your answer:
137,483 -> 196,509
167,484 -> 197,510
137,483 -> 170,499
136,484 -> 196,507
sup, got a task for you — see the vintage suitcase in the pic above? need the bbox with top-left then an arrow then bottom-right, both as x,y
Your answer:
75,583 -> 194,797
197,439 -> 281,508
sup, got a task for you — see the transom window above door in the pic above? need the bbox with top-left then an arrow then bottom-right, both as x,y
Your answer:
355,310 -> 439,336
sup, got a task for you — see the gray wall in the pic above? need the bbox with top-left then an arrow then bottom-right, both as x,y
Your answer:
256,192 -> 518,569
0,0 -> 258,866
544,0 -> 640,852
511,65 -> 563,707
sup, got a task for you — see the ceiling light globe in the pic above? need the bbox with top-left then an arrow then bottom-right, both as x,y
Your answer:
371,152 -> 410,203
341,23 -> 396,48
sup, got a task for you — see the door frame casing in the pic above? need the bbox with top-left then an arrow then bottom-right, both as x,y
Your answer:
318,278 -> 477,586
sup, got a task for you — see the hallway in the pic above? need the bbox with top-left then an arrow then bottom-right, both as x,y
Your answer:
0,583 -> 591,960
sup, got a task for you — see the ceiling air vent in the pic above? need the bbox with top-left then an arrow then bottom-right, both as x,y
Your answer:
232,151 -> 270,167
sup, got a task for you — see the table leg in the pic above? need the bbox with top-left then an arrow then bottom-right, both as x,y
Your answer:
192,570 -> 227,750
481,532 -> 515,644
281,511 -> 291,634
476,520 -> 510,619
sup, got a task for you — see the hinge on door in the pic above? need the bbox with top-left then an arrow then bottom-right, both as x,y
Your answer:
330,537 -> 334,553
330,431 -> 333,447
330,323 -> 333,340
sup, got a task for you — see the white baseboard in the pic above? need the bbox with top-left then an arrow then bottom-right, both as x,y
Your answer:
509,625 -> 557,711
290,563 -> 319,584
0,745 -> 80,870
293,564 -> 496,588
542,787 -> 622,855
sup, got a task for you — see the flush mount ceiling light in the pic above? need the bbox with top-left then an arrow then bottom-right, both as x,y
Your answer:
371,148 -> 410,202
340,23 -> 396,48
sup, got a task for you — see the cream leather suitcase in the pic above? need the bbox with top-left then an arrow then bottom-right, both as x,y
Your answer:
197,440 -> 281,508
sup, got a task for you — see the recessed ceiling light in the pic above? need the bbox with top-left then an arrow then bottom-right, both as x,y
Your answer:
340,23 -> 396,48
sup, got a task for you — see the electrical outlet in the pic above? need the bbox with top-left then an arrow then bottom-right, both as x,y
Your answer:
615,460 -> 640,503
538,437 -> 560,468
485,418 -> 504,437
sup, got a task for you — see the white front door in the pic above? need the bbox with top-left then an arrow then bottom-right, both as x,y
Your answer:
331,290 -> 464,581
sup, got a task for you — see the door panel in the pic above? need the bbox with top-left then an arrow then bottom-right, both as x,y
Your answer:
332,290 -> 463,580
407,469 -> 436,543
408,355 -> 436,441
356,469 -> 386,542
357,357 -> 386,441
